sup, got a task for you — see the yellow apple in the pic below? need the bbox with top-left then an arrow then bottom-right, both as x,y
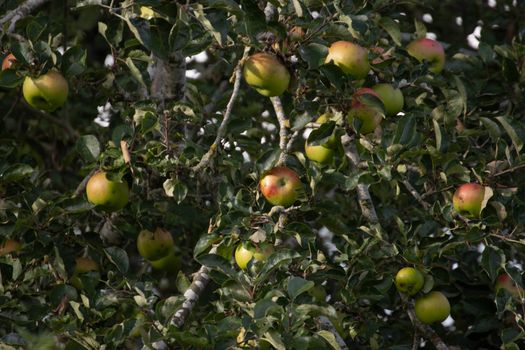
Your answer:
23,70 -> 69,111
235,242 -> 273,270
243,53 -> 290,97
325,41 -> 370,79
137,228 -> 174,261
86,171 -> 129,212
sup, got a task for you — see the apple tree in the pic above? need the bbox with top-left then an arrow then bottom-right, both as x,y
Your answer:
0,0 -> 524,349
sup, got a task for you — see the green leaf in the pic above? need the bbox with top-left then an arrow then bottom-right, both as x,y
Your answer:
299,43 -> 328,69
125,17 -> 167,58
307,122 -> 335,146
104,247 -> 129,274
317,330 -> 341,350
193,4 -> 226,46
193,235 -> 220,257
481,246 -> 505,281
480,117 -> 501,141
496,116 -> 523,153
256,250 -> 300,283
287,276 -> 314,300
378,17 -> 401,46
263,330 -> 286,350
0,69 -> 24,88
62,46 -> 87,76
76,135 -> 100,163
125,57 -> 148,91
254,299 -> 282,319
163,179 -> 188,204
197,254 -> 235,275
0,164 -> 34,182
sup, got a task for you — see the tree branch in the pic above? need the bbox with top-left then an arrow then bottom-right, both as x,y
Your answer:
401,179 -> 431,210
270,96 -> 289,166
73,169 -> 96,198
0,0 -> 49,33
407,306 -> 449,350
316,316 -> 350,350
191,47 -> 250,173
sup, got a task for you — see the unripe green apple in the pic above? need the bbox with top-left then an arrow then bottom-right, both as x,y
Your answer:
22,70 -> 69,111
137,228 -> 174,261
495,273 -> 524,297
325,41 -> 370,79
305,114 -> 337,164
0,239 -> 21,256
150,251 -> 181,273
406,38 -> 445,73
2,53 -> 16,70
395,267 -> 424,296
372,83 -> 404,116
414,291 -> 451,324
235,242 -> 273,270
259,166 -> 302,207
243,53 -> 290,97
347,88 -> 384,134
452,183 -> 485,218
86,171 -> 129,212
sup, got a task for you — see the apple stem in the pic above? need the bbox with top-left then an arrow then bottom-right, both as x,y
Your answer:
192,46 -> 251,173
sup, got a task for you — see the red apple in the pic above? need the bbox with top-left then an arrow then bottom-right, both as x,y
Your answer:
453,183 -> 485,218
259,166 -> 302,207
325,41 -> 370,79
496,273 -> 523,297
2,53 -> 16,70
406,38 -> 445,73
347,88 -> 384,134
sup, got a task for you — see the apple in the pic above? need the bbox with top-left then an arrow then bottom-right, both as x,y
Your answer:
150,251 -> 181,273
243,52 -> 290,97
305,114 -> 337,164
347,88 -> 384,134
406,38 -> 445,73
395,267 -> 424,296
452,183 -> 485,218
2,53 -> 16,70
86,171 -> 129,212
22,70 -> 69,111
289,26 -> 305,42
71,257 -> 100,290
259,166 -> 302,207
0,239 -> 21,256
414,291 -> 451,324
495,273 -> 523,297
325,41 -> 370,79
137,228 -> 174,261
234,242 -> 273,270
372,83 -> 404,116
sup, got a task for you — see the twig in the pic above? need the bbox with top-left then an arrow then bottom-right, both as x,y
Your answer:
401,180 -> 431,210
270,96 -> 289,166
407,306 -> 449,350
0,0 -> 49,34
73,169 -> 96,197
172,244 -> 217,328
316,316 -> 350,350
341,134 -> 378,224
492,163 -> 525,177
191,47 -> 250,173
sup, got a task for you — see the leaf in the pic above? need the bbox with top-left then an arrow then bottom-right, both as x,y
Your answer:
193,235 -> 220,257
76,135 -> 100,162
193,4 -> 225,46
307,122 -> 335,146
292,0 -> 304,17
256,250 -> 300,283
0,69 -> 24,88
254,299 -> 282,319
392,115 -> 417,146
163,179 -> 188,204
196,254 -> 235,276
62,46 -> 87,76
496,116 -> 523,153
481,246 -> 505,281
317,330 -> 341,350
480,117 -> 501,141
414,19 -> 426,38
0,164 -> 33,182
176,271 -> 191,294
104,247 -> 129,274
378,17 -> 401,46
453,76 -> 467,116
299,43 -> 328,69
204,0 -> 243,16
287,276 -> 314,300
263,330 -> 286,350
125,17 -> 167,58
481,186 -> 494,216
125,57 -> 148,91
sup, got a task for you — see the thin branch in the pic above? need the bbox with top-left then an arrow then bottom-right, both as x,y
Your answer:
270,96 -> 289,166
73,169 -> 96,198
492,163 -> 525,177
0,0 -> 49,34
401,180 -> 431,210
316,316 -> 350,350
191,47 -> 250,173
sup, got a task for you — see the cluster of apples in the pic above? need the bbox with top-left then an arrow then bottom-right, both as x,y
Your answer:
395,267 -> 451,324
137,228 -> 181,273
2,53 -> 69,111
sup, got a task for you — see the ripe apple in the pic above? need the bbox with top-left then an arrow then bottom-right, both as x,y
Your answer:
325,41 -> 370,79
0,239 -> 21,256
347,88 -> 384,134
414,291 -> 451,324
86,171 -> 129,212
452,183 -> 485,218
22,70 -> 69,111
2,53 -> 16,70
243,52 -> 290,97
372,83 -> 404,116
259,166 -> 302,207
406,38 -> 445,73
395,267 -> 424,296
137,228 -> 174,261
71,257 -> 100,290
235,242 -> 273,270
495,273 -> 524,297
150,251 -> 181,273
304,114 -> 337,164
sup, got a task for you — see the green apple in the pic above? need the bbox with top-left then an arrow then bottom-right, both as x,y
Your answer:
406,38 -> 445,73
325,41 -> 370,79
150,251 -> 181,273
414,291 -> 451,324
0,239 -> 21,256
347,88 -> 384,134
305,114 -> 339,164
22,70 -> 69,111
395,267 -> 424,296
235,242 -> 273,270
137,228 -> 174,261
86,171 -> 129,212
243,52 -> 290,97
453,183 -> 485,218
495,273 -> 524,297
259,166 -> 302,207
372,83 -> 404,116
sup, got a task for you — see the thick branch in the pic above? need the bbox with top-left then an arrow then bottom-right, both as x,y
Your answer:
0,0 -> 49,33
270,96 -> 289,166
171,245 -> 217,328
316,316 -> 350,350
192,47 -> 250,173
149,52 -> 186,102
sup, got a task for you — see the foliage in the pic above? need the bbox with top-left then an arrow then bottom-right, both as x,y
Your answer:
0,0 -> 524,349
